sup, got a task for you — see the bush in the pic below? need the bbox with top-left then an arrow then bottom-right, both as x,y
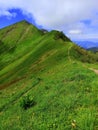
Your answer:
20,95 -> 36,110
54,31 -> 70,41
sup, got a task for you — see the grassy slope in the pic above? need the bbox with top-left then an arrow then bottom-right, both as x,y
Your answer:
0,21 -> 98,130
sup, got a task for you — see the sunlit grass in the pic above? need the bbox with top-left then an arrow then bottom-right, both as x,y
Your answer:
0,21 -> 98,130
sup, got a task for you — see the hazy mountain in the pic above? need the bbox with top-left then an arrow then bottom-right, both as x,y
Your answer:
87,47 -> 98,52
74,40 -> 98,49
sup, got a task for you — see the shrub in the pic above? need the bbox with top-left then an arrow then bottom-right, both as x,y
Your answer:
20,95 -> 36,110
54,31 -> 71,41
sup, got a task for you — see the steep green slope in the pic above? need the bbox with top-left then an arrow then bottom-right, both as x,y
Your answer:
0,20 -> 43,70
0,21 -> 98,130
0,23 -> 72,88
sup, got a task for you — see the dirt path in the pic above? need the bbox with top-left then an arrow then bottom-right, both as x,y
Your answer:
67,44 -> 98,75
68,44 -> 73,62
82,63 -> 98,75
89,68 -> 98,74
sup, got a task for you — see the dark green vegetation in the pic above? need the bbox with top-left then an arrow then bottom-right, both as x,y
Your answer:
20,95 -> 36,110
0,20 -> 98,130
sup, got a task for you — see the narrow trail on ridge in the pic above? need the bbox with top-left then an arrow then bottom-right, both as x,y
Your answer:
82,62 -> 98,75
89,68 -> 98,74
67,44 -> 98,75
68,44 -> 73,62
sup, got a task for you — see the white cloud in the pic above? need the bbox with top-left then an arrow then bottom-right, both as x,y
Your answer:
70,33 -> 98,41
0,9 -> 17,18
68,30 -> 82,34
0,0 -> 98,39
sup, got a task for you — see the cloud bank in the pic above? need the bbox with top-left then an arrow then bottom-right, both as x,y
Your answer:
0,0 -> 98,39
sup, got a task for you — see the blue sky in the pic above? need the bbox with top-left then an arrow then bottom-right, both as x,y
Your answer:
0,9 -> 41,29
0,0 -> 98,41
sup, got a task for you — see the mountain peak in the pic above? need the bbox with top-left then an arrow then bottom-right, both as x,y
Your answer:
15,20 -> 31,25
11,20 -> 32,27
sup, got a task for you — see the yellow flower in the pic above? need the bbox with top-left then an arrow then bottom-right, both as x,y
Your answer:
71,122 -> 76,128
71,120 -> 76,129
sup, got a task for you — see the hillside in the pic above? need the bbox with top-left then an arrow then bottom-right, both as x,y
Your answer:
0,21 -> 98,130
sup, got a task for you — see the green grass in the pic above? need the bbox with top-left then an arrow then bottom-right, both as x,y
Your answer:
0,20 -> 98,130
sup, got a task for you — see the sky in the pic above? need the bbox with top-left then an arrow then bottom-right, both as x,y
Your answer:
0,0 -> 98,41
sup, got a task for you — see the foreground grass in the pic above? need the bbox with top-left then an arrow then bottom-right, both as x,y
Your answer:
0,61 -> 98,130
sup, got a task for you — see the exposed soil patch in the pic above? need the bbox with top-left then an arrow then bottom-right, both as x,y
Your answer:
0,79 -> 40,112
0,76 -> 26,90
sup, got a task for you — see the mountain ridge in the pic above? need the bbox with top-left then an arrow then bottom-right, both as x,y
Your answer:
0,20 -> 98,83
0,20 -> 98,130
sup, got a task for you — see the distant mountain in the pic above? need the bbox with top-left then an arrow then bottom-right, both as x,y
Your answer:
87,47 -> 98,52
74,41 -> 98,49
